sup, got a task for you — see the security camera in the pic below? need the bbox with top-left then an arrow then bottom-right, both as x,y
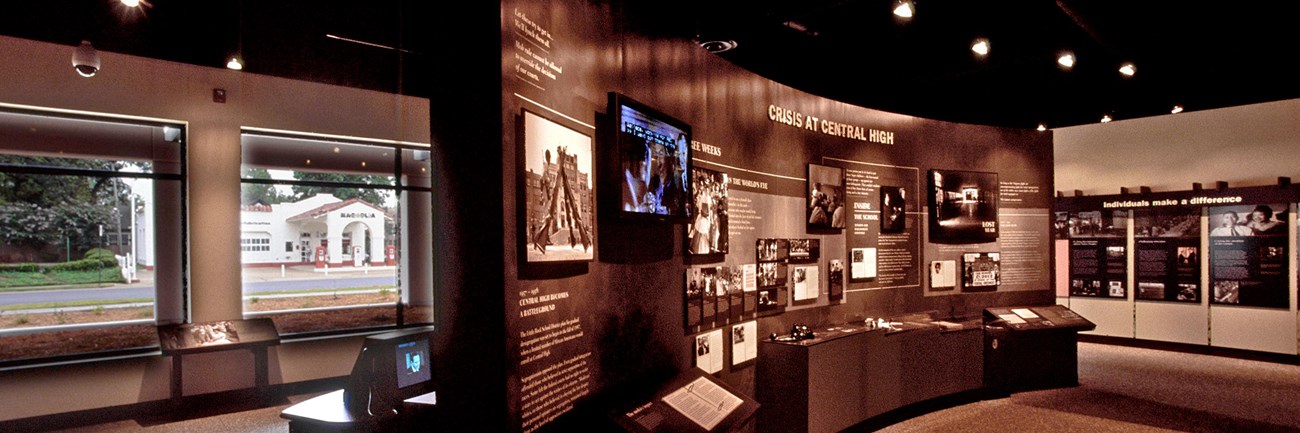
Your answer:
72,40 -> 101,77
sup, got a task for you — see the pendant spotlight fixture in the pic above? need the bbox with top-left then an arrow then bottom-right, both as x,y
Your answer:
893,0 -> 915,18
72,40 -> 101,77
227,56 -> 244,70
1036,123 -> 1047,132
1171,105 -> 1184,114
1100,114 -> 1112,123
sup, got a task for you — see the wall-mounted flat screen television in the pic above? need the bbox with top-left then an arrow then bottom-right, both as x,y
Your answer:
610,92 -> 692,223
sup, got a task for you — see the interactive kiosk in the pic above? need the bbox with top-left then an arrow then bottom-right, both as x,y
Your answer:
280,326 -> 438,432
983,305 -> 1095,392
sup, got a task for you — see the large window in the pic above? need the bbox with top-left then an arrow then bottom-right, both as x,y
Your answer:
240,129 -> 432,336
0,106 -> 186,364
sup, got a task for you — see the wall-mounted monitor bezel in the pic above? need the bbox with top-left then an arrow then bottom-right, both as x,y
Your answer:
609,92 -> 693,224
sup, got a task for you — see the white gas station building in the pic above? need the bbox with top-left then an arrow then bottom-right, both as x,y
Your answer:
239,194 -> 393,268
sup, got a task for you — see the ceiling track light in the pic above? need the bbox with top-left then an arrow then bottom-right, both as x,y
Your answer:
1036,123 -> 1047,131
1171,105 -> 1184,114
1100,113 -> 1112,123
893,0 -> 915,18
71,40 -> 101,77
971,38 -> 990,56
1118,62 -> 1136,77
1057,52 -> 1075,69
227,56 -> 244,70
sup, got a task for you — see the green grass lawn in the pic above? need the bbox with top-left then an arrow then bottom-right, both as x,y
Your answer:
0,269 -> 126,290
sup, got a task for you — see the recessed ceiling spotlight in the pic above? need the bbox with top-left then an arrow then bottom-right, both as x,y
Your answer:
1118,62 -> 1136,77
698,39 -> 739,54
1057,52 -> 1075,69
1036,123 -> 1047,131
121,0 -> 140,6
1100,114 -> 1112,123
1171,105 -> 1184,114
893,0 -> 915,18
226,57 -> 243,70
971,38 -> 990,56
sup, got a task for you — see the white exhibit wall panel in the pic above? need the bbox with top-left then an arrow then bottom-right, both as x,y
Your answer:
1069,297 -> 1133,337
1210,307 -> 1297,354
1135,302 -> 1208,345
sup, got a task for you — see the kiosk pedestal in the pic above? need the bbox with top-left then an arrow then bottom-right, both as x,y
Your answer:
983,305 -> 1095,392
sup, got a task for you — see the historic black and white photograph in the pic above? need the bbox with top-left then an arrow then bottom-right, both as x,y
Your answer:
929,169 -> 999,243
879,185 -> 907,233
1209,204 -> 1286,237
828,259 -> 845,300
687,166 -> 729,255
1062,210 -> 1129,238
1134,208 -> 1200,238
757,262 -> 788,287
807,163 -> 846,231
961,252 -> 1000,292
756,238 -> 789,262
522,109 -> 594,263
787,238 -> 819,263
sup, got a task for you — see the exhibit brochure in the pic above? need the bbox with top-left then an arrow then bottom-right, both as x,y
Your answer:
694,329 -> 724,374
731,321 -> 757,366
662,376 -> 743,431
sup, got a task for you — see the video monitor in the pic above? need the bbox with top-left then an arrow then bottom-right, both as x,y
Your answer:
343,326 -> 437,416
395,340 -> 432,389
610,92 -> 692,223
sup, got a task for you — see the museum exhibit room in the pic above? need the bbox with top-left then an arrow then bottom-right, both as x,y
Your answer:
3,1 -> 1300,432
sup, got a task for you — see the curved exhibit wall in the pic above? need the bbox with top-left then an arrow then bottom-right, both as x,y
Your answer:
0,36 -> 429,422
500,0 -> 1053,431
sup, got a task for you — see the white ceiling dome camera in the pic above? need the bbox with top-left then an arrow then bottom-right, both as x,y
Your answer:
72,40 -> 101,77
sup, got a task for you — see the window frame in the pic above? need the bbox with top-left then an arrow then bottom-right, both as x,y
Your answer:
237,127 -> 433,339
0,103 -> 188,368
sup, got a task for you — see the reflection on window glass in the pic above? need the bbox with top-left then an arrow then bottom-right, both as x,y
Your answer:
240,132 -> 432,335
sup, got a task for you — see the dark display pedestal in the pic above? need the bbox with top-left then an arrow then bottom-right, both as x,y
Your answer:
755,319 -> 983,433
983,305 -> 1095,393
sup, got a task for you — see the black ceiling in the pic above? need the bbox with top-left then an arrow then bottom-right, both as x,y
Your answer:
693,0 -> 1300,128
3,1 -> 1298,129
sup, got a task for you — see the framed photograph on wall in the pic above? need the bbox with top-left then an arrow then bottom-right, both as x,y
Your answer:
961,252 -> 1001,292
807,163 -> 846,231
879,185 -> 906,234
686,166 -> 729,255
929,169 -> 999,244
521,109 -> 595,263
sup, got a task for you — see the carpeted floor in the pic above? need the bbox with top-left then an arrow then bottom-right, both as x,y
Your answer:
43,342 -> 1300,432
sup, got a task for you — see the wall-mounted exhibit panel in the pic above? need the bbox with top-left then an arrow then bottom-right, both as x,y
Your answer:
1058,187 -> 1300,352
499,1 -> 1054,432
1134,302 -> 1209,345
1210,307 -> 1298,354
1067,298 -> 1134,337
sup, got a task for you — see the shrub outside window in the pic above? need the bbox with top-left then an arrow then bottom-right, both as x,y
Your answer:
0,106 -> 186,365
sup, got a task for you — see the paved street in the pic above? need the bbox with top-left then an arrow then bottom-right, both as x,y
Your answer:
0,266 -> 396,309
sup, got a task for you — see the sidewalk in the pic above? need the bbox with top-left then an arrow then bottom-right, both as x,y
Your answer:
240,264 -> 396,282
